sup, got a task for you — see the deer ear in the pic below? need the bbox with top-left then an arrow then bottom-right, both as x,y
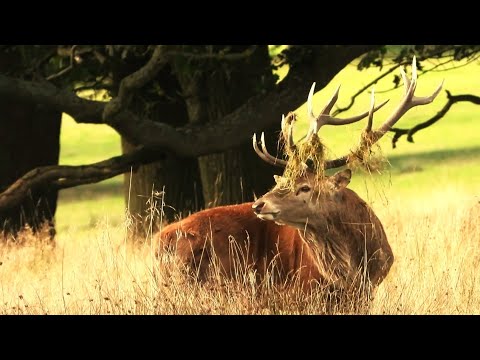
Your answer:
331,169 -> 352,189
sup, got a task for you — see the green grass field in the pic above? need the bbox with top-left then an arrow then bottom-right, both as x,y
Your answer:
1,51 -> 479,315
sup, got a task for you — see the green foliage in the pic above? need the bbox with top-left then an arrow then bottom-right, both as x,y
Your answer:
280,45 -> 313,69
357,45 -> 480,73
357,46 -> 388,70
451,45 -> 480,60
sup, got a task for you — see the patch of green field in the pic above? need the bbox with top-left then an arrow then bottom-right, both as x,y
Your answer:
55,54 -> 480,234
60,114 -> 121,165
56,115 -> 124,232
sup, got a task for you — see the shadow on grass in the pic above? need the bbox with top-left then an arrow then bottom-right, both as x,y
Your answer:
387,146 -> 480,174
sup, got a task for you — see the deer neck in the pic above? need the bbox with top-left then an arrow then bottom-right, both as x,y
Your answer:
295,208 -> 354,288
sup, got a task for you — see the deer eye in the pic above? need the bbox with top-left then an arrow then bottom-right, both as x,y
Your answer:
296,185 -> 311,195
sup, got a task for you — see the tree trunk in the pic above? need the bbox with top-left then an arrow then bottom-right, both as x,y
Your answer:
122,138 -> 203,237
0,95 -> 61,240
116,63 -> 204,238
174,45 -> 281,208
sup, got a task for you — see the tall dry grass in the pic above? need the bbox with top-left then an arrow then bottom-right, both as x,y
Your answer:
0,189 -> 478,315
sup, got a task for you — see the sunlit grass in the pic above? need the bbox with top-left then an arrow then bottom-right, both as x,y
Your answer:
1,189 -> 478,314
5,49 -> 480,313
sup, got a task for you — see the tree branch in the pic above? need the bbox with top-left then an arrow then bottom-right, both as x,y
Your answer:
390,90 -> 480,148
0,147 -> 164,212
0,45 -> 380,157
0,72 -> 105,123
332,46 -> 464,117
73,75 -> 111,93
33,48 -> 57,72
46,45 -> 79,81
0,60 -> 309,156
0,45 -> 382,213
332,63 -> 403,116
103,45 -> 169,123
169,46 -> 258,61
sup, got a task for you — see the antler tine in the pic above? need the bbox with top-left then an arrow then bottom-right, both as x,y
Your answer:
281,114 -> 287,138
329,100 -> 389,126
374,55 -> 443,139
399,67 -> 410,96
260,133 -> 288,166
413,79 -> 444,105
320,84 -> 341,116
366,87 -> 376,132
307,83 -> 316,120
306,83 -> 317,139
306,83 -> 340,138
252,133 -> 287,168
324,56 -> 444,170
306,82 -> 388,140
281,113 -> 297,151
286,120 -> 295,150
412,55 -> 418,83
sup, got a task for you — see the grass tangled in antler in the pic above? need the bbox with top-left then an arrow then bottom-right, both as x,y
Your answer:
278,115 -> 390,189
281,133 -> 328,190
347,130 -> 389,175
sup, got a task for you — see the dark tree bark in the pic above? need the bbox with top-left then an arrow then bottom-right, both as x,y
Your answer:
121,113 -> 204,236
0,95 -> 61,239
115,63 -> 204,237
0,46 -> 381,159
174,45 -> 282,208
0,48 -> 61,240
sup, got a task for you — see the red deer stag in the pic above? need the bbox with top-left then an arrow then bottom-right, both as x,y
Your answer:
156,57 -> 443,294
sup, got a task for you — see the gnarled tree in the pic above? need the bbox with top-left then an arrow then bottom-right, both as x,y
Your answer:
0,45 -> 476,240
0,46 -> 61,240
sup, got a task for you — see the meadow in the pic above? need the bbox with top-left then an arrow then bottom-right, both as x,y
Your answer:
0,52 -> 478,314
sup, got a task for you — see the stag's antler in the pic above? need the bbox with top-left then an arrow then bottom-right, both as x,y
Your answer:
305,83 -> 389,140
252,132 -> 288,168
281,112 -> 297,152
253,56 -> 443,171
325,56 -> 444,170
253,79 -> 388,168
252,111 -> 298,167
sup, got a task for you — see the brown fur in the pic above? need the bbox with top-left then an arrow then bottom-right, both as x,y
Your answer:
252,169 -> 394,294
155,203 -> 322,288
155,170 -> 394,295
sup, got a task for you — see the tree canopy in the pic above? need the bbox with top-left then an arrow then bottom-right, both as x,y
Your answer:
0,45 -> 478,235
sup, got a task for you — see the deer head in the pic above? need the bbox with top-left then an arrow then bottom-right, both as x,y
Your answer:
253,167 -> 354,229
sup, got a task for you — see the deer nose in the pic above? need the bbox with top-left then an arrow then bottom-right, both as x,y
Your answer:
252,201 -> 265,214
